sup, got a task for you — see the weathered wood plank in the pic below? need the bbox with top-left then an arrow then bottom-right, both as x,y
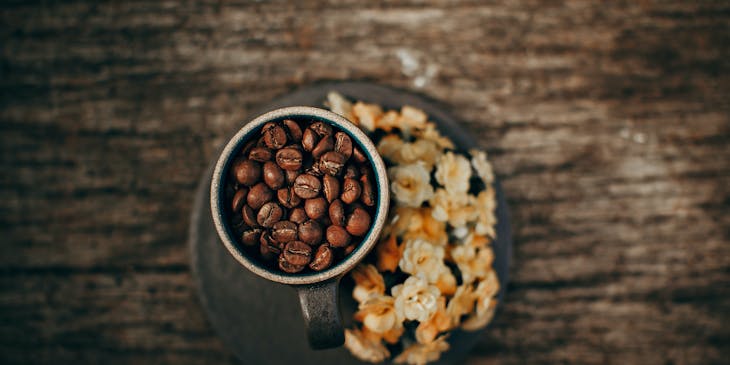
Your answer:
0,271 -> 236,365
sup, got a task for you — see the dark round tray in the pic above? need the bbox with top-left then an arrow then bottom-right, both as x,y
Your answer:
189,82 -> 512,365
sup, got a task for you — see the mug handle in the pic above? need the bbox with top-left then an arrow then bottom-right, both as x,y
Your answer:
295,277 -> 345,350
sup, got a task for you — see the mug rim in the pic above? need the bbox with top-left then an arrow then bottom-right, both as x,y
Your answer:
210,106 -> 390,285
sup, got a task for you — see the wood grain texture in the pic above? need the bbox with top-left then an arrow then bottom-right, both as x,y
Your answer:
1,1 -> 729,364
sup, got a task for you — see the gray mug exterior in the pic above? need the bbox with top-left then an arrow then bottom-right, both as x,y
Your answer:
210,106 -> 390,349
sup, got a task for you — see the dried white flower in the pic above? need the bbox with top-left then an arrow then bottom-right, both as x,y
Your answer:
461,297 -> 497,331
377,134 -> 405,165
429,188 -> 477,228
469,149 -> 494,186
412,122 -> 454,149
434,266 -> 457,296
376,110 -> 401,132
351,264 -> 386,303
474,188 -> 497,238
392,276 -> 440,322
352,102 -> 383,131
400,139 -> 441,171
463,230 -> 490,248
332,92 -> 501,364
445,284 -> 476,324
398,105 -> 428,132
393,335 -> 450,365
390,206 -> 424,237
345,327 -> 390,363
391,207 -> 447,246
378,136 -> 440,171
474,269 -> 500,299
434,151 -> 472,194
451,226 -> 469,239
415,297 -> 451,344
401,207 -> 448,247
325,91 -> 355,122
356,295 -> 401,334
389,164 -> 435,208
450,244 -> 494,285
399,239 -> 447,283
375,235 -> 402,273
461,300 -> 496,331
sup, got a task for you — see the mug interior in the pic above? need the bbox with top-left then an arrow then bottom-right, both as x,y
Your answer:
210,107 -> 389,285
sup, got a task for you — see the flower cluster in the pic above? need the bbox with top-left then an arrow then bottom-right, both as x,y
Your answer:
326,92 -> 499,365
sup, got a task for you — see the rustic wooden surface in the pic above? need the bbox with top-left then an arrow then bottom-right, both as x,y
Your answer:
1,1 -> 729,364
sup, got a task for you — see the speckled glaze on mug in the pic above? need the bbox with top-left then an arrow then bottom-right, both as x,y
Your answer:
210,106 -> 390,350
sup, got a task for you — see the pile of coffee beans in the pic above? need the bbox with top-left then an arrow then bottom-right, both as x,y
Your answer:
226,118 -> 377,274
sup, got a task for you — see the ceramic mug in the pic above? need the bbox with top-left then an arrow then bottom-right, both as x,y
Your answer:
210,106 -> 389,350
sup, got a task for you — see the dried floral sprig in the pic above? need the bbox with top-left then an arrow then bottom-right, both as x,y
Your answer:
325,92 -> 499,365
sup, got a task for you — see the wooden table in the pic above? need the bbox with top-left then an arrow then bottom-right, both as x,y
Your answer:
1,1 -> 728,364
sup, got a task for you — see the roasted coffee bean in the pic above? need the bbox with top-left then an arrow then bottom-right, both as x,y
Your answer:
326,225 -> 351,247
320,151 -> 346,176
309,245 -> 333,271
249,147 -> 273,162
276,147 -> 303,171
283,241 -> 312,266
346,207 -> 371,236
322,174 -> 340,203
289,207 -> 308,224
344,163 -> 360,179
233,159 -> 261,186
293,174 -> 321,199
301,128 -> 319,151
259,229 -> 283,247
231,213 -> 246,234
240,139 -> 257,157
360,174 -> 376,206
285,169 -> 300,186
228,117 -> 379,274
304,197 -> 328,220
232,188 -> 248,213
259,233 -> 281,261
298,219 -> 323,245
348,201 -> 365,213
259,244 -> 279,261
334,132 -> 353,159
247,182 -> 273,210
312,135 -> 334,159
257,202 -> 283,228
256,135 -> 267,146
278,254 -> 305,273
310,121 -> 333,137
271,221 -> 298,243
242,205 -> 259,227
360,165 -> 372,178
283,119 -> 303,142
305,161 -> 324,177
263,161 -> 285,189
241,228 -> 262,246
277,187 -> 301,209
352,146 -> 367,163
341,178 -> 361,204
343,243 -> 357,256
263,123 -> 287,149
329,199 -> 346,226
